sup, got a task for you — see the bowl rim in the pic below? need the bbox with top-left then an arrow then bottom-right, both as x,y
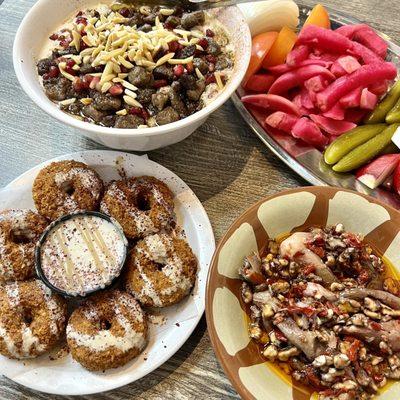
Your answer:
205,185 -> 400,400
12,0 -> 251,138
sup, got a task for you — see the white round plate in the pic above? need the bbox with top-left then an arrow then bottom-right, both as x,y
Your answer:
0,150 -> 215,395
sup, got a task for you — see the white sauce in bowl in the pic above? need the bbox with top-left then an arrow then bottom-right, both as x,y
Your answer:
39,214 -> 127,296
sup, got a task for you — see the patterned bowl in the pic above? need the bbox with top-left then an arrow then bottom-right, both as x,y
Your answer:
206,186 -> 400,400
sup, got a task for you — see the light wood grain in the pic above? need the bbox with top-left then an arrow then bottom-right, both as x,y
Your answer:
0,0 -> 399,398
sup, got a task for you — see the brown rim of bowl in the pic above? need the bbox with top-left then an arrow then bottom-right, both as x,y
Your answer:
205,185 -> 400,400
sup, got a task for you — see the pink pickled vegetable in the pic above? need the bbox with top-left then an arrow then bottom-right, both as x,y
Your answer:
297,25 -> 354,54
369,80 -> 389,96
353,27 -> 388,59
267,59 -> 332,75
316,62 -> 397,111
350,41 -> 382,64
330,61 -> 347,78
322,103 -> 345,120
241,94 -> 301,116
310,114 -> 356,135
269,65 -> 335,95
339,87 -> 362,108
287,45 -> 310,66
335,24 -> 368,38
244,74 -> 276,93
360,88 -> 378,110
292,117 -> 328,148
337,56 -> 361,74
336,24 -> 388,58
310,53 -> 339,63
345,109 -> 368,124
356,154 -> 400,189
292,94 -> 309,115
265,111 -> 298,133
301,88 -> 316,110
304,75 -> 328,93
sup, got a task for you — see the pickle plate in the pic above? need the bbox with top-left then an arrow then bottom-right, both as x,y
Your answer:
233,4 -> 400,209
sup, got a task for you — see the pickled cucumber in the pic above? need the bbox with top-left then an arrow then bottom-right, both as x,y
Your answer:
332,124 -> 400,172
324,124 -> 386,165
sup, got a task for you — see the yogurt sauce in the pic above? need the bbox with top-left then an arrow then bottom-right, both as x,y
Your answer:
39,214 -> 127,296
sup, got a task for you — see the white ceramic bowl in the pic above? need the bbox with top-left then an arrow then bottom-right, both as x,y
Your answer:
13,0 -> 251,151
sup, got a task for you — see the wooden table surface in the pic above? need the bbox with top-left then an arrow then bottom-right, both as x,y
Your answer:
0,0 -> 398,398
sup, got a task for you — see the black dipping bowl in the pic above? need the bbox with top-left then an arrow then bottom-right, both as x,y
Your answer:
35,211 -> 128,298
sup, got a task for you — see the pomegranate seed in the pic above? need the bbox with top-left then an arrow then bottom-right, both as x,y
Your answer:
109,83 -> 124,96
168,41 -> 181,53
49,33 -> 59,40
141,108 -> 150,120
48,66 -> 59,78
198,38 -> 208,49
129,107 -> 142,116
153,79 -> 168,88
89,76 -> 100,90
76,16 -> 87,25
206,29 -> 215,37
205,73 -> 216,85
206,54 -> 216,63
80,40 -> 89,50
60,38 -> 72,48
185,62 -> 194,74
66,59 -> 75,68
164,22 -> 173,30
73,77 -> 85,91
42,73 -> 51,80
82,74 -> 94,85
173,65 -> 185,77
119,7 -> 130,17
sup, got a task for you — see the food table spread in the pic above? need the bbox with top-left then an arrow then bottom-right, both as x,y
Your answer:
0,0 -> 399,399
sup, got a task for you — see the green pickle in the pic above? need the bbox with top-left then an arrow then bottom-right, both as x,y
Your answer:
333,123 -> 400,172
324,124 -> 386,165
365,80 -> 400,124
386,97 -> 400,124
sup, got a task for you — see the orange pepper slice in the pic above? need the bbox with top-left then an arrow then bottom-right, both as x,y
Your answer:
243,31 -> 278,86
303,4 -> 331,29
262,26 -> 297,68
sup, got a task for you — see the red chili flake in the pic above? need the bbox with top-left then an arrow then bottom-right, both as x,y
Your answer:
358,269 -> 370,284
373,374 -> 384,383
344,337 -> 362,362
318,309 -> 328,317
153,79 -> 168,88
307,244 -> 325,258
302,264 -> 316,275
109,83 -> 124,96
370,321 -> 382,331
49,33 -> 59,41
206,54 -> 216,64
76,16 -> 88,25
206,28 -> 215,37
185,62 -> 194,74
198,38 -> 209,49
173,65 -> 185,77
